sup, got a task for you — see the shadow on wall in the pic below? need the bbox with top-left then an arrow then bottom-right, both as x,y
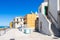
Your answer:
51,21 -> 60,37
35,17 -> 39,32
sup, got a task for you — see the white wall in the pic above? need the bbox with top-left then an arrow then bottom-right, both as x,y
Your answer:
48,0 -> 60,29
13,17 -> 24,28
39,13 -> 51,35
48,0 -> 57,21
15,23 -> 20,28
38,2 -> 53,36
38,2 -> 48,32
41,2 -> 48,15
59,0 -> 60,10
57,0 -> 60,10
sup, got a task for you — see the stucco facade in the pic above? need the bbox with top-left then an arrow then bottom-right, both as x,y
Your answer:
10,22 -> 13,28
48,0 -> 60,31
13,17 -> 24,28
24,13 -> 37,29
38,0 -> 60,37
38,2 -> 53,35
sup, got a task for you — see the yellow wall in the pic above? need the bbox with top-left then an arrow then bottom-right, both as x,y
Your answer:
10,22 -> 13,28
24,13 -> 37,28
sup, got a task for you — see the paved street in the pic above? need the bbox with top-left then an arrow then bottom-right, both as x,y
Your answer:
0,29 -> 60,40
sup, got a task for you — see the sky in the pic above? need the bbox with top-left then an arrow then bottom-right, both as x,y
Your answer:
0,0 -> 43,26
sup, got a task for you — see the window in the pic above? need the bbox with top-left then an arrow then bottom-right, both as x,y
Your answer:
20,18 -> 22,21
17,18 -> 18,21
17,19 -> 19,24
44,6 -> 48,16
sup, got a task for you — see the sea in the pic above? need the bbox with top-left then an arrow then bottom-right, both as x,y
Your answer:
0,26 -> 10,28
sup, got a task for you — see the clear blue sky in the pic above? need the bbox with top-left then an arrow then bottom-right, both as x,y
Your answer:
0,0 -> 43,26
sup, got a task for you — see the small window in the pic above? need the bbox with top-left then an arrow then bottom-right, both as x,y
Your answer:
20,18 -> 22,21
17,19 -> 19,24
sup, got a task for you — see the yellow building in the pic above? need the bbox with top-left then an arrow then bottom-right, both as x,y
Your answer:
10,22 -> 13,28
24,12 -> 37,29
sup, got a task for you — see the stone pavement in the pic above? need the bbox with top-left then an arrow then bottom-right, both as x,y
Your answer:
0,29 -> 60,40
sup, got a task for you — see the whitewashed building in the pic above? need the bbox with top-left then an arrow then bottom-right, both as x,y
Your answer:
48,0 -> 60,31
38,2 -> 52,36
48,0 -> 60,37
13,17 -> 24,28
38,0 -> 60,37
